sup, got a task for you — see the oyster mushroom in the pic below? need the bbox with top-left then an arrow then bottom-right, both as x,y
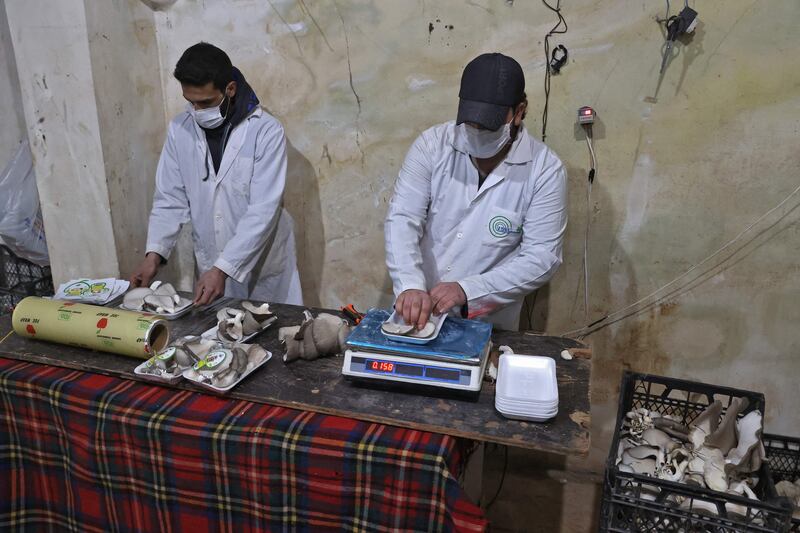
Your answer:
381,320 -> 415,335
282,311 -> 352,363
696,446 -> 728,492
123,287 -> 153,311
642,428 -> 681,454
775,480 -> 800,508
725,410 -> 763,473
143,293 -> 178,314
688,400 -> 723,450
653,417 -> 691,441
152,282 -> 181,303
657,457 -> 689,482
624,408 -> 654,440
182,336 -> 216,360
241,301 -> 274,324
705,397 -> 749,455
409,320 -> 436,338
217,309 -> 245,342
621,446 -> 662,474
620,456 -> 657,476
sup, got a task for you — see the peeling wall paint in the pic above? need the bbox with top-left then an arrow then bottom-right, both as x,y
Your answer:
5,0 -> 120,282
84,0 -> 168,276
0,6 -> 26,165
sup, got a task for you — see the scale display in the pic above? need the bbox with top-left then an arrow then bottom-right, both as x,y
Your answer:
343,351 -> 485,391
363,359 -> 461,382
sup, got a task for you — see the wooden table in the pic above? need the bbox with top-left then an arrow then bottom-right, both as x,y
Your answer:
0,300 -> 591,455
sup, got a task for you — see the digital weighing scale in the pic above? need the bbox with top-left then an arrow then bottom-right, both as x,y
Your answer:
342,309 -> 492,393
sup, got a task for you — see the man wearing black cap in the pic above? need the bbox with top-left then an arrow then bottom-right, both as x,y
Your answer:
385,53 -> 567,330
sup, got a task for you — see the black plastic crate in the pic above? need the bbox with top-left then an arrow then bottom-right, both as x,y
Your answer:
764,434 -> 800,532
600,371 -> 793,532
0,245 -> 53,316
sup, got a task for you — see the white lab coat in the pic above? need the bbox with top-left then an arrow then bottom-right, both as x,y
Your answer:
146,107 -> 302,304
385,121 -> 567,330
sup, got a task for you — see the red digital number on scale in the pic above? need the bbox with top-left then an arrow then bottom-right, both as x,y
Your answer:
369,361 -> 394,372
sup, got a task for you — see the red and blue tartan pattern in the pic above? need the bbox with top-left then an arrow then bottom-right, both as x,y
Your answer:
0,358 -> 487,532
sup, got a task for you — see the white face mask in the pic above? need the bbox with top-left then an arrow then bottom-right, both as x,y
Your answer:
454,122 -> 512,158
190,94 -> 229,129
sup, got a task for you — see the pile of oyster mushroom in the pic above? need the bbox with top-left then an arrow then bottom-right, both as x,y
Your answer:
279,310 -> 352,363
775,478 -> 800,519
617,398 -> 767,507
183,342 -> 270,389
216,302 -> 275,342
123,281 -> 191,314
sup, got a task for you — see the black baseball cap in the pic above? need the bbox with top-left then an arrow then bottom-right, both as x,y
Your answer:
456,53 -> 525,131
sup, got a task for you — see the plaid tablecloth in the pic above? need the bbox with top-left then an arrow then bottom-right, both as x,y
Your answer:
0,357 -> 487,532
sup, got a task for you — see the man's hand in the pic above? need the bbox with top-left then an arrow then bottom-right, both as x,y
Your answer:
194,267 -> 228,306
395,289 -> 433,330
430,282 -> 467,315
129,252 -> 162,288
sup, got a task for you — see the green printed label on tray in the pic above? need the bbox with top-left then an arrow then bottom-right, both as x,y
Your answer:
158,347 -> 176,361
194,349 -> 229,371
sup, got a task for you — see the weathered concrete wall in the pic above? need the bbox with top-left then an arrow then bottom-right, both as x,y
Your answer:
4,0 -> 120,282
83,0 -> 168,277
0,5 -> 26,165
148,0 -> 800,444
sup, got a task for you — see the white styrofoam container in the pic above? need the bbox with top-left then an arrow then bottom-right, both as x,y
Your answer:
495,353 -> 559,422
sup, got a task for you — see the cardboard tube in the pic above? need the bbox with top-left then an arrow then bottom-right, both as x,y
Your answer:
12,297 -> 169,359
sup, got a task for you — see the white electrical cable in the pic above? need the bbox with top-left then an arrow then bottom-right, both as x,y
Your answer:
583,134 -> 597,320
563,180 -> 800,338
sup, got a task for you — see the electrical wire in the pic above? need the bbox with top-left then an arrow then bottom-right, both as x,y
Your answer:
582,128 -> 597,321
541,0 -> 567,142
485,445 -> 508,509
562,180 -> 800,338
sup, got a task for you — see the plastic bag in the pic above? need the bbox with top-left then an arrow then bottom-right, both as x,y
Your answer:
0,140 -> 49,266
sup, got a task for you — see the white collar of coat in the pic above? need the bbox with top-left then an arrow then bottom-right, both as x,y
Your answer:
449,121 -> 534,165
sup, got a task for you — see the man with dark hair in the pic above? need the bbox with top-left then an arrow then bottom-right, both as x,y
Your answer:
385,53 -> 567,331
130,42 -> 302,305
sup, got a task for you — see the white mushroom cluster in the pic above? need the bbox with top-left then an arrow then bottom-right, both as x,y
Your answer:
216,302 -> 275,342
123,281 -> 190,314
617,399 -> 767,516
775,478 -> 800,519
183,343 -> 269,389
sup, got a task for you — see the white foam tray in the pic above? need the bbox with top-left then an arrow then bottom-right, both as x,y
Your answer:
181,350 -> 272,393
381,311 -> 447,345
133,358 -> 187,384
120,299 -> 193,320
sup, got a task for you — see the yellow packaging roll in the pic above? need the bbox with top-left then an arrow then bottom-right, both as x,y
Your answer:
12,297 -> 169,359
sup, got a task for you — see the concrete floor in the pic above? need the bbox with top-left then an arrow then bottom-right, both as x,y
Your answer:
480,445 -> 603,532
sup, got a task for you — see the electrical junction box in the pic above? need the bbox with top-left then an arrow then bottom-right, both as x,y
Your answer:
578,106 -> 595,125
